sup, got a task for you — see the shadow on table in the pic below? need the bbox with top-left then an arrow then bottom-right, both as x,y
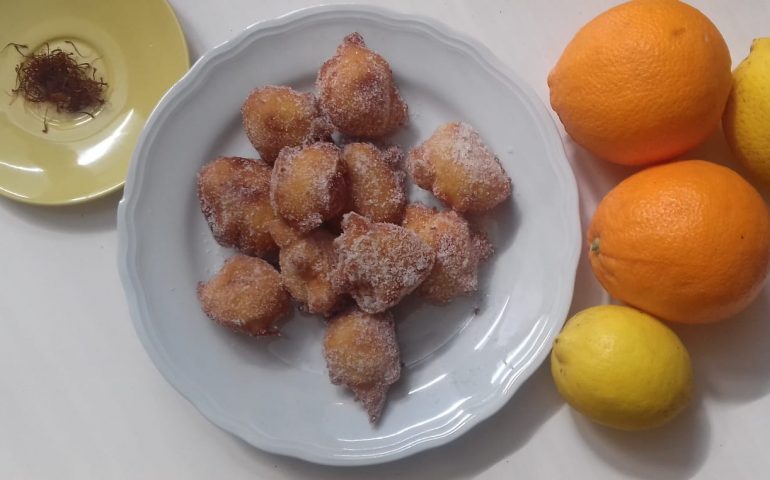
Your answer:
671,287 -> 770,404
561,137 -> 638,317
572,395 -> 710,480
683,126 -> 770,203
0,189 -> 122,233
230,363 -> 563,479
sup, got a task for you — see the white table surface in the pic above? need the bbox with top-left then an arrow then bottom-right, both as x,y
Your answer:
3,1 -> 770,478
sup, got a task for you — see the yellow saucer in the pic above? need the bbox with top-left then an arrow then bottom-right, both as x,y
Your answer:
0,0 -> 189,205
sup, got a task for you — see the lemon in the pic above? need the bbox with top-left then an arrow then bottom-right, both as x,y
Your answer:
551,305 -> 693,431
724,38 -> 770,187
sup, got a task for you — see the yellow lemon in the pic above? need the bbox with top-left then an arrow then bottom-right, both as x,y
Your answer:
724,38 -> 770,187
551,305 -> 693,431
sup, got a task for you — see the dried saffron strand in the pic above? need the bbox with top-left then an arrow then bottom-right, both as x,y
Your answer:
6,42 -> 107,131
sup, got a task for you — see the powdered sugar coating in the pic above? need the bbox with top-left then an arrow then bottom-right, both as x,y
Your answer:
342,143 -> 406,224
270,142 -> 349,233
316,32 -> 408,138
407,122 -> 512,213
269,219 -> 346,316
402,203 -> 493,304
197,255 -> 291,336
197,156 -> 277,257
323,308 -> 401,423
334,212 -> 435,313
242,86 -> 333,164
191,35 -> 522,428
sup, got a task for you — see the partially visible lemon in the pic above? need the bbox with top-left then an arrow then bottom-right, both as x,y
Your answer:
724,38 -> 770,187
551,305 -> 693,431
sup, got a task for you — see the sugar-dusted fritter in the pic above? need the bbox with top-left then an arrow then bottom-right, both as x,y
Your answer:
197,156 -> 277,257
241,85 -> 333,164
316,33 -> 408,138
270,142 -> 349,233
333,212 -> 435,313
197,255 -> 291,336
268,219 -> 346,316
323,308 -> 401,423
407,122 -> 512,213
402,203 -> 493,304
342,142 -> 406,224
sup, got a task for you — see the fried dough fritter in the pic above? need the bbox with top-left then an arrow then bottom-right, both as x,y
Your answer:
342,142 -> 406,224
316,32 -> 408,138
402,203 -> 493,304
323,308 -> 401,423
241,85 -> 333,164
333,212 -> 435,314
197,255 -> 291,336
407,122 -> 512,213
270,142 -> 349,233
197,156 -> 277,257
268,219 -> 346,316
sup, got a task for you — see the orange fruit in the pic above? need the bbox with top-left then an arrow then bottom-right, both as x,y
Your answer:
548,0 -> 732,166
587,160 -> 770,323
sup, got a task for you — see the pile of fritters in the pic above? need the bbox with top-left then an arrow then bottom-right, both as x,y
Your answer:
195,32 -> 512,423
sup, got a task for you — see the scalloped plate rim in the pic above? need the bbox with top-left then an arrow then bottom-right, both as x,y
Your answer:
117,4 -> 581,466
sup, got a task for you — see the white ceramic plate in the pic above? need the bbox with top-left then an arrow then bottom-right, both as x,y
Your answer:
117,5 -> 580,466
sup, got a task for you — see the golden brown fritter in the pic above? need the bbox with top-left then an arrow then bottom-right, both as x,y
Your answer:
197,255 -> 291,336
402,203 -> 493,304
241,85 -> 333,164
197,156 -> 277,257
342,143 -> 406,224
316,33 -> 408,138
323,308 -> 401,423
268,219 -> 346,316
270,142 -> 349,233
333,212 -> 435,313
407,122 -> 512,213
